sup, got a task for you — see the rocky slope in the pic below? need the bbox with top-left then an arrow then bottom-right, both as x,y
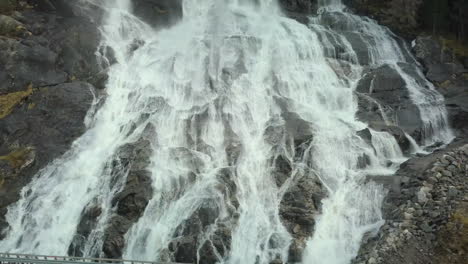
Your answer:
0,0 -> 102,235
355,139 -> 468,264
345,0 -> 468,263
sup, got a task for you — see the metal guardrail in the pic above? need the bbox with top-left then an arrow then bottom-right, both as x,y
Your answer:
0,253 -> 187,264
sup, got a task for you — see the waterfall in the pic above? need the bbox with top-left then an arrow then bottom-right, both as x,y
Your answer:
0,0 -> 453,264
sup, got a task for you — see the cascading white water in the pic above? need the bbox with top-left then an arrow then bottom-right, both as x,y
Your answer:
302,1 -> 453,263
0,1 -> 454,264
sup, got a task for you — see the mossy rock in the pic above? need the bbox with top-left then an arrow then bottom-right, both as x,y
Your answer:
0,146 -> 35,170
0,14 -> 26,36
0,84 -> 33,119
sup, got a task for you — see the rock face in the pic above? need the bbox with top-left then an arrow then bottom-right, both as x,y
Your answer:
412,36 -> 468,137
0,1 -> 100,233
355,64 -> 426,142
264,112 -> 326,263
355,140 -> 468,264
357,65 -> 420,124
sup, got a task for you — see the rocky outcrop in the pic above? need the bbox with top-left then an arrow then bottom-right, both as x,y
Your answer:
355,64 -> 424,142
344,2 -> 468,139
413,36 -> 468,137
355,139 -> 468,264
0,1 -> 100,233
102,136 -> 154,259
264,112 -> 326,263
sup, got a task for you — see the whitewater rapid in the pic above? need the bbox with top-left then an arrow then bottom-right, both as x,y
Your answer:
0,0 -> 453,264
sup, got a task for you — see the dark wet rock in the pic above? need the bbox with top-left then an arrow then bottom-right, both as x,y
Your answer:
279,0 -> 313,13
446,92 -> 468,136
374,125 -> 412,154
317,11 -> 373,65
51,16 -> 101,79
68,205 -> 102,256
356,64 -> 425,141
279,0 -> 316,23
355,93 -> 389,129
167,168 -> 236,264
357,128 -> 373,145
273,155 -> 292,188
264,110 -> 314,150
282,111 -> 314,144
413,36 -> 465,83
280,170 -> 325,262
0,36 -> 67,94
0,9 -> 100,94
88,69 -> 109,90
167,198 -> 232,264
262,107 -> 322,263
132,0 -> 182,28
269,120 -> 324,262
102,215 -> 130,258
102,137 -> 153,259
